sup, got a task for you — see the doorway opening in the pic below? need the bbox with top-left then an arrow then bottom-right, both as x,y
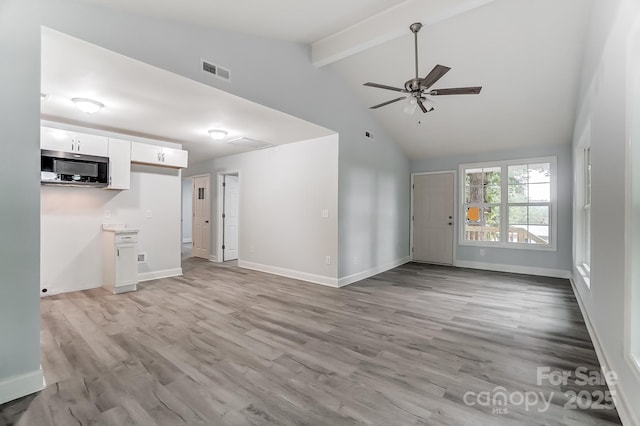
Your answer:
181,178 -> 193,259
191,174 -> 211,260
411,171 -> 455,265
217,172 -> 240,262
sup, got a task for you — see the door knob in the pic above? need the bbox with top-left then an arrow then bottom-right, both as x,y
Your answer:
205,220 -> 209,223
449,216 -> 453,219
448,222 -> 453,225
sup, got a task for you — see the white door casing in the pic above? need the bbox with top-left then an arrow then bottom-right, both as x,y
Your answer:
412,172 -> 455,265
223,175 -> 239,261
192,175 -> 211,259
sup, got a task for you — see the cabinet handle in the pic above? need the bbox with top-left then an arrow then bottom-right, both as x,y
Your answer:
162,152 -> 166,162
117,249 -> 120,256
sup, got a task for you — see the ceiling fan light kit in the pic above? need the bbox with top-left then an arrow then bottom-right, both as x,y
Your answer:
364,22 -> 482,114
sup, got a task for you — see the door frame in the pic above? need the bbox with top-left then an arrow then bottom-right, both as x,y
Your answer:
410,171 -> 457,264
216,170 -> 241,263
190,173 -> 211,260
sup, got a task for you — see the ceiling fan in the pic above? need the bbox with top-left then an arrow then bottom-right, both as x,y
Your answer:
364,22 -> 482,114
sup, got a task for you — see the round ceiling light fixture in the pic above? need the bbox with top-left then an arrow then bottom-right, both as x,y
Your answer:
71,97 -> 104,114
208,129 -> 228,140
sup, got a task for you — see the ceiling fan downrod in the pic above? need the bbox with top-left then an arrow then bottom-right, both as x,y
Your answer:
410,22 -> 423,80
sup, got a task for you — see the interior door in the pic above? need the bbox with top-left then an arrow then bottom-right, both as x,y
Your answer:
223,175 -> 239,261
413,172 -> 454,265
192,175 -> 210,259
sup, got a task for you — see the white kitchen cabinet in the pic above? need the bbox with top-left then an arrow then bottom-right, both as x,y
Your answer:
102,225 -> 138,294
130,141 -> 188,168
107,138 -> 131,190
41,126 -> 108,157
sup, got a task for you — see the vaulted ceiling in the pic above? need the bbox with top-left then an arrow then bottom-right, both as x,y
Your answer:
42,0 -> 594,161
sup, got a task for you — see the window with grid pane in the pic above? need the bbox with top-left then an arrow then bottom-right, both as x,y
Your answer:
460,157 -> 556,250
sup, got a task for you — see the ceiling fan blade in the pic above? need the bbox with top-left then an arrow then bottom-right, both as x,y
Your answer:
370,97 -> 405,109
420,65 -> 451,90
364,82 -> 406,92
417,98 -> 435,114
429,86 -> 482,95
417,98 -> 428,113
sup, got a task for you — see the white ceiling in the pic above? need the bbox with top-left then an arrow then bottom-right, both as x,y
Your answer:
41,28 -> 334,161
42,0 -> 594,162
74,0 -> 407,44
333,0 -> 593,158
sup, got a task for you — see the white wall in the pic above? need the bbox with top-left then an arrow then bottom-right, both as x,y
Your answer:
187,135 -> 339,283
41,163 -> 182,295
182,179 -> 192,243
411,143 -> 573,277
570,0 -> 640,424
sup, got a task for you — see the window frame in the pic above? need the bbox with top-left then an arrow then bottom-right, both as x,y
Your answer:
582,146 -> 592,275
458,156 -> 557,251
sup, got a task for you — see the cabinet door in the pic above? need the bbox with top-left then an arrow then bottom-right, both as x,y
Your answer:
161,147 -> 188,168
131,142 -> 162,165
115,243 -> 137,287
41,127 -> 74,152
107,138 -> 131,190
74,133 -> 108,157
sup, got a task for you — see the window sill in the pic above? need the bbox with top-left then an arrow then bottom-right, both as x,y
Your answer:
459,240 -> 557,252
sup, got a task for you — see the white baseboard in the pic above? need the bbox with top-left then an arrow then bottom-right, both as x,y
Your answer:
138,268 -> 183,282
238,261 -> 339,287
569,276 -> 638,426
209,254 -> 220,263
0,368 -> 45,405
454,260 -> 571,279
338,256 -> 411,287
41,282 -> 101,297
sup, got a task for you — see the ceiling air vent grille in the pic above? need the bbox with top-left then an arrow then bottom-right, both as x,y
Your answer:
201,59 -> 231,81
228,138 -> 274,150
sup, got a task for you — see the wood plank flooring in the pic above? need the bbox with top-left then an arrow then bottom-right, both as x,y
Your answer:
0,260 -> 622,425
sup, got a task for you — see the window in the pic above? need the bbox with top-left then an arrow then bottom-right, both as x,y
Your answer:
460,157 -> 556,250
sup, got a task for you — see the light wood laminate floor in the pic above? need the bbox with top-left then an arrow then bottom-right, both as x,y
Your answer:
0,260 -> 622,425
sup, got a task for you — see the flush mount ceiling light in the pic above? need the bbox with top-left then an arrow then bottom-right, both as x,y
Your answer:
71,97 -> 104,114
208,129 -> 228,140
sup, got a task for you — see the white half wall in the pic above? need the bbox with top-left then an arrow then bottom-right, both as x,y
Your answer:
187,135 -> 339,280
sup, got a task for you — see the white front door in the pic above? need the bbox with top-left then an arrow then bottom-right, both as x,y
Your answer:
192,175 -> 210,259
223,175 -> 239,261
413,172 -> 454,265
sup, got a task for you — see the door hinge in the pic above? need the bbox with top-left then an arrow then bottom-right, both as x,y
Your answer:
222,245 -> 226,250
411,247 -> 414,252
222,213 -> 226,218
412,184 -> 414,189
222,182 -> 226,187
412,215 -> 414,221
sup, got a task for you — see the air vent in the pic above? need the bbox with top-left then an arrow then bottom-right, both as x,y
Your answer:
201,59 -> 231,81
137,253 -> 147,263
228,137 -> 274,150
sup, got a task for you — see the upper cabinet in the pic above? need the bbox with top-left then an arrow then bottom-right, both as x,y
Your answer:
107,138 -> 131,190
41,127 -> 108,157
130,142 -> 188,169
